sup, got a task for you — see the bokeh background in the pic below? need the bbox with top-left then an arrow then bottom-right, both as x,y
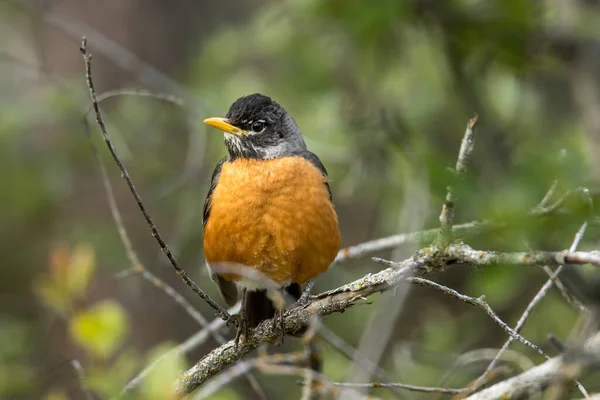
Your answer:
2,0 -> 600,399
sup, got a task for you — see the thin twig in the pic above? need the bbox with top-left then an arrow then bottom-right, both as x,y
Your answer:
533,179 -> 559,211
71,360 -> 94,400
335,220 -> 494,264
83,115 -> 277,396
408,277 -> 544,355
301,316 -> 322,400
469,221 -> 590,397
529,187 -> 591,216
195,353 -> 378,400
439,114 -> 479,240
120,305 -> 239,395
83,116 -> 213,328
79,37 -> 230,323
463,331 -> 600,400
316,381 -> 466,394
318,326 -> 407,398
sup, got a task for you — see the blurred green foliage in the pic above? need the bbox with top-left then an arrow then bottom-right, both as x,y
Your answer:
1,0 -> 600,399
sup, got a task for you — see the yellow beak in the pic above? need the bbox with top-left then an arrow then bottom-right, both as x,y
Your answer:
203,117 -> 248,137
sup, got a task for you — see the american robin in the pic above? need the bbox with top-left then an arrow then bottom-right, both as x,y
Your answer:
202,93 -> 341,343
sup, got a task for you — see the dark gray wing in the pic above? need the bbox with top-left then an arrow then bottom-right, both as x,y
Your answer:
203,156 -> 238,306
299,150 -> 332,200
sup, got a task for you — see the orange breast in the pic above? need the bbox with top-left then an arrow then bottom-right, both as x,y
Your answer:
203,156 -> 340,287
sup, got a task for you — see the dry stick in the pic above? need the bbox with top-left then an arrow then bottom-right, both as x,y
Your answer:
120,305 -> 238,396
377,244 -> 600,270
438,114 -> 479,239
90,88 -> 207,204
469,221 -> 591,397
463,331 -> 600,400
300,316 -> 322,400
530,181 -> 585,311
319,382 -> 466,395
529,187 -> 591,217
83,114 -> 267,400
408,278 -> 544,355
533,179 -> 558,212
334,220 -> 494,264
433,348 -> 534,400
174,258 -> 424,395
195,351 -> 377,400
71,360 -> 94,400
95,89 -> 186,109
79,37 -> 230,323
172,231 -> 600,393
82,119 -> 211,325
318,327 -> 408,399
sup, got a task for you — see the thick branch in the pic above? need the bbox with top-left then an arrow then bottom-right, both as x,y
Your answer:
173,258 -> 423,395
173,242 -> 600,395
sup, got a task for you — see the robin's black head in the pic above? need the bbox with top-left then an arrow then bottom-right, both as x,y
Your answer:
203,93 -> 306,160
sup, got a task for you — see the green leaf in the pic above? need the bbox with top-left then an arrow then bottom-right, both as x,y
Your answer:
70,300 -> 129,359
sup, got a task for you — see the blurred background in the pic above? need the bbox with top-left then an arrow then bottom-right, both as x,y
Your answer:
2,0 -> 600,399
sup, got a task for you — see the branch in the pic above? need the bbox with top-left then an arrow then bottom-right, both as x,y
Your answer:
439,114 -> 478,239
464,331 -> 600,400
173,258 -> 423,395
120,307 -> 238,396
408,278 -> 544,355
79,37 -> 231,323
316,381 -> 466,394
173,239 -> 600,395
195,350 -> 376,400
334,220 -> 494,264
71,360 -> 94,400
468,221 -> 591,397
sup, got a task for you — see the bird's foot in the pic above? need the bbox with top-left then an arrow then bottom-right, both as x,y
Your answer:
233,308 -> 249,347
296,280 -> 315,307
272,308 -> 286,346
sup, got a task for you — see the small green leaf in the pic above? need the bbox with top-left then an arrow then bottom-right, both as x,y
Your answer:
70,300 -> 129,359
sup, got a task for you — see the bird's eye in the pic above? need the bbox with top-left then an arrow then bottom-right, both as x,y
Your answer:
251,121 -> 265,133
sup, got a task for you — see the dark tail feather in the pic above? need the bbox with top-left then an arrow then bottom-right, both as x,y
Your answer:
245,283 -> 302,328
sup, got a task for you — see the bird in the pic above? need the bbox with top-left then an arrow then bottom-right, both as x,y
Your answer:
202,93 -> 341,343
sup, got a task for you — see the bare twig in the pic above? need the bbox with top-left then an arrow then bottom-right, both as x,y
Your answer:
173,237 -> 600,395
533,179 -> 559,211
120,305 -> 239,395
318,326 -> 406,398
438,114 -> 479,239
315,381 -> 466,394
335,220 -> 494,264
408,277 -> 544,355
463,331 -> 600,400
469,221 -> 590,397
529,187 -> 592,216
71,360 -> 94,400
79,37 -> 230,323
301,316 -> 323,400
195,351 -> 377,400
174,258 -> 424,395
83,117 -> 213,328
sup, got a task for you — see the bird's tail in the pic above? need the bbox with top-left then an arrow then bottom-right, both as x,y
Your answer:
245,283 -> 302,328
